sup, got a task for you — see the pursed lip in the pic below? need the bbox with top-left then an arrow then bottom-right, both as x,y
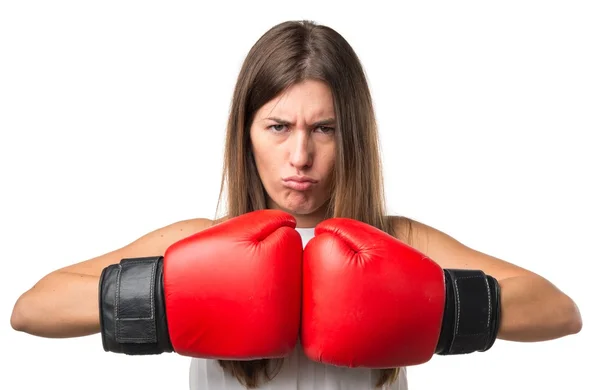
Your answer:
282,175 -> 318,183
282,176 -> 318,191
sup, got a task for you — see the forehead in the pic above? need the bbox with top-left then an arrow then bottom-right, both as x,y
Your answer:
257,80 -> 335,119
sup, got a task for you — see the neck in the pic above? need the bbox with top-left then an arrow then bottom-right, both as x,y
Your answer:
267,202 -> 328,228
290,212 -> 324,228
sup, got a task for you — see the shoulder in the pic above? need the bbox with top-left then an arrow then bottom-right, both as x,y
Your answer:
388,214 -> 463,252
386,214 -> 531,279
52,217 -> 218,276
164,215 -> 233,236
388,213 -> 462,256
123,217 -> 218,257
162,217 -> 216,236
387,215 -> 422,247
119,216 -> 218,259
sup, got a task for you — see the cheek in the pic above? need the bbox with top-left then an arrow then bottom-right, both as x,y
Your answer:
250,133 -> 269,169
253,145 -> 280,180
318,147 -> 336,179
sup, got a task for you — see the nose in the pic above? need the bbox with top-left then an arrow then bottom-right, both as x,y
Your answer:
289,130 -> 313,170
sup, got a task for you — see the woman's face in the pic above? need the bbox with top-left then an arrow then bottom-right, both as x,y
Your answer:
250,79 -> 336,222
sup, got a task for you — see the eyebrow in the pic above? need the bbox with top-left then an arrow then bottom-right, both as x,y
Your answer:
265,117 -> 336,127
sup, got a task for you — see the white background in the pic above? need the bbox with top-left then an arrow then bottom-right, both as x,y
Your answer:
1,1 -> 598,389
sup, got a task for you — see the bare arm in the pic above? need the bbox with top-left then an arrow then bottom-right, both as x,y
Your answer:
10,218 -> 214,338
395,217 -> 582,342
494,274 -> 581,341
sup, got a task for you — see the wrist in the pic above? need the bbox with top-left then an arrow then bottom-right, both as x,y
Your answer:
435,269 -> 501,355
99,256 -> 173,354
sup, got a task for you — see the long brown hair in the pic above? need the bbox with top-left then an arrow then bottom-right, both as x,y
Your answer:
214,19 -> 409,389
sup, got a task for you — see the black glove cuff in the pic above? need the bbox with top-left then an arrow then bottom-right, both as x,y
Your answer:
99,256 -> 173,355
435,269 -> 501,355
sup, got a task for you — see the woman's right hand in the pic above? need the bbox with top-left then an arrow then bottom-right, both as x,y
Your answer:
10,218 -> 213,338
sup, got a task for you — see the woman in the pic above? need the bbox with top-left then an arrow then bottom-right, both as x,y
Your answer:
10,20 -> 582,390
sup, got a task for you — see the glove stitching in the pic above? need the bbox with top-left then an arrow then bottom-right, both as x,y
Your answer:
453,332 -> 489,336
484,276 -> 491,329
483,275 -> 492,349
115,264 -> 122,341
448,276 -> 460,353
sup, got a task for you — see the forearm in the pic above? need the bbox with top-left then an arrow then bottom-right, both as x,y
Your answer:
11,272 -> 101,338
496,275 -> 582,342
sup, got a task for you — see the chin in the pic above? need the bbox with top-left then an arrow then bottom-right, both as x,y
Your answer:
273,197 -> 328,217
265,187 -> 329,215
277,203 -> 315,215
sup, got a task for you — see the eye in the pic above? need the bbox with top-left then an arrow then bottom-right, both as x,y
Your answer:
315,126 -> 335,134
268,124 -> 288,132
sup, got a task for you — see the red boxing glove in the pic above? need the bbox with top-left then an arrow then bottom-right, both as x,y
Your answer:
301,218 -> 501,368
100,209 -> 303,359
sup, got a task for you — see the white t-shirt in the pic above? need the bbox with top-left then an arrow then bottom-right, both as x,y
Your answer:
189,227 -> 408,390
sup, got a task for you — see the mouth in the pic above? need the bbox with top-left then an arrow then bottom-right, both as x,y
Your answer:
282,176 -> 318,191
